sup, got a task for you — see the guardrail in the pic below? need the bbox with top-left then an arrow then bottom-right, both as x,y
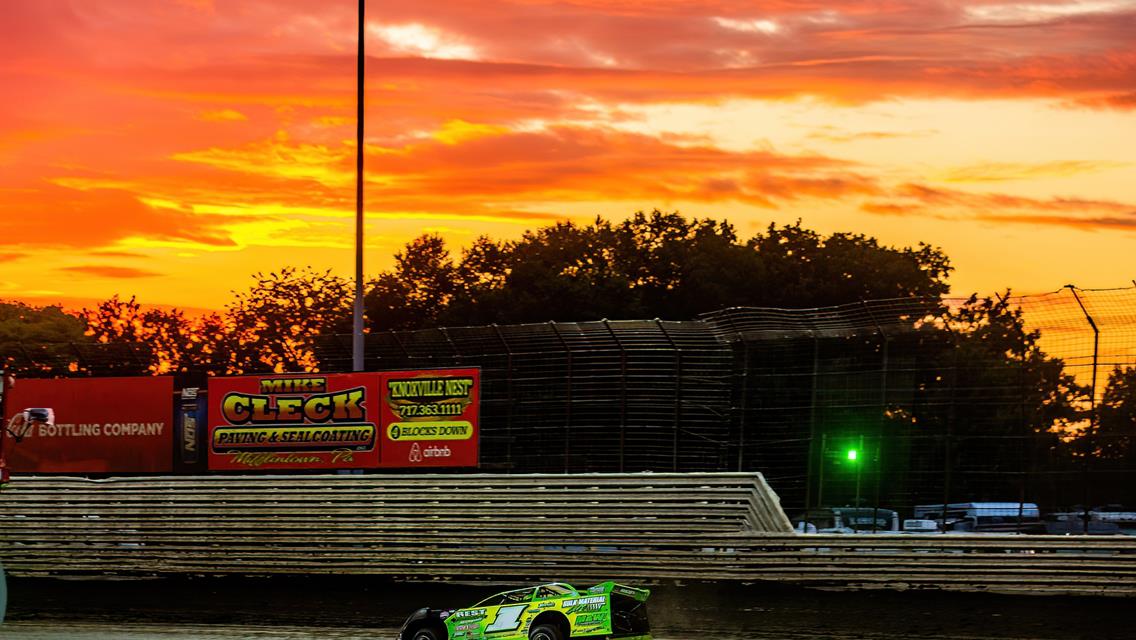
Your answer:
2,474 -> 1135,597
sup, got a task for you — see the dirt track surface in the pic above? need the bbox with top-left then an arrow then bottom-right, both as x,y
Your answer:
2,577 -> 1129,639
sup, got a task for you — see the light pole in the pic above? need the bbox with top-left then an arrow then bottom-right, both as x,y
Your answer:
352,0 -> 366,372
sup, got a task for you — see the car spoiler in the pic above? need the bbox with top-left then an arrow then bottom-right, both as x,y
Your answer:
585,581 -> 651,602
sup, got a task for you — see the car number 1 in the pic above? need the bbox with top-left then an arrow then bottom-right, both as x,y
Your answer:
484,604 -> 528,634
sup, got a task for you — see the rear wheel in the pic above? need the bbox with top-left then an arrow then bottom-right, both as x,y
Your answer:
529,624 -> 563,640
413,629 -> 440,640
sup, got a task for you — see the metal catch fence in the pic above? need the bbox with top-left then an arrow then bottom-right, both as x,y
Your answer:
4,286 -> 1136,524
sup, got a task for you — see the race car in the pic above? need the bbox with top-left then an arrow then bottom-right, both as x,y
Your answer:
397,581 -> 651,640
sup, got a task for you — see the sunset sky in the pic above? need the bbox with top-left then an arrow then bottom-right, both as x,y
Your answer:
1,0 -> 1134,313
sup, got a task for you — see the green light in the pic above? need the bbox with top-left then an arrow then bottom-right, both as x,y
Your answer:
847,449 -> 858,461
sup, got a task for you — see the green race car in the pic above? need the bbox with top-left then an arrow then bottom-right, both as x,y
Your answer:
397,581 -> 651,640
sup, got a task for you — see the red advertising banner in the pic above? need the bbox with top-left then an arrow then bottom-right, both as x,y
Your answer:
5,377 -> 174,473
377,368 -> 480,469
207,369 -> 480,471
208,372 -> 382,471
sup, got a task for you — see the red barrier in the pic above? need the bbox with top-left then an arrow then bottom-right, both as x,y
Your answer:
4,377 -> 174,473
378,368 -> 480,468
207,369 -> 480,471
208,372 -> 382,471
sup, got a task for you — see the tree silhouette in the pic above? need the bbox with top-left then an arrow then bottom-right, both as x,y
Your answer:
1099,366 -> 1136,460
899,293 -> 1088,502
0,300 -> 90,375
366,234 -> 457,331
82,295 -> 227,375
367,210 -> 954,330
221,266 -> 352,374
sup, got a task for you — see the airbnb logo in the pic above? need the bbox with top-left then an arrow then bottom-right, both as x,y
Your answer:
407,443 -> 451,463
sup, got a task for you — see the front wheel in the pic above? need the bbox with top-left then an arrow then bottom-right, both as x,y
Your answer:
412,629 -> 440,640
529,624 -> 564,640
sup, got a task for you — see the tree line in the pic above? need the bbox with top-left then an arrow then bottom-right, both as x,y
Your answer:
0,210 -> 1132,464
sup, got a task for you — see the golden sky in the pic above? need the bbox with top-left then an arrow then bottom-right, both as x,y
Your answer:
1,0 -> 1134,312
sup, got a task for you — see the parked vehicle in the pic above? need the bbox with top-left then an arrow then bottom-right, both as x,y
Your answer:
913,502 -> 1045,534
900,518 -> 941,533
1046,505 -> 1135,535
793,507 -> 900,534
1088,505 -> 1136,531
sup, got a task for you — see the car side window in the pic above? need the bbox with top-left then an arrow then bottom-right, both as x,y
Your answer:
536,584 -> 574,599
475,593 -> 512,607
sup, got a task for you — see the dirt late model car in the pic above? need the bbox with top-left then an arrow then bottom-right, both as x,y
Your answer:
397,581 -> 651,640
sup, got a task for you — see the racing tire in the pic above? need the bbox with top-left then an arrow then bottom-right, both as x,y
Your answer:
412,629 -> 440,640
529,624 -> 564,640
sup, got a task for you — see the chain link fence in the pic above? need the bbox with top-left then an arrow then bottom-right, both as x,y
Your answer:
4,286 -> 1135,526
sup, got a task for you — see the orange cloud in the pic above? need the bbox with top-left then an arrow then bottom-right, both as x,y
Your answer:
807,128 -> 938,143
1074,91 -> 1136,109
0,184 -> 242,250
89,250 -> 152,258
1,0 -> 1134,306
60,265 -> 164,279
941,161 -> 1127,182
361,124 -> 864,206
978,213 -> 1136,230
172,131 -> 354,188
197,109 -> 248,122
861,183 -> 1136,232
146,123 -> 869,218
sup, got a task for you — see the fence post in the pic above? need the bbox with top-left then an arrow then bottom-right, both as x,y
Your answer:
17,343 -> 34,373
550,322 -> 574,473
656,320 -> 683,472
817,432 -> 827,508
806,331 -> 820,509
389,330 -> 411,359
438,327 -> 461,364
862,301 -> 888,528
1019,316 -> 1029,533
737,343 -> 749,472
1068,285 -> 1100,534
492,324 -> 514,470
942,327 -> 960,531
68,342 -> 86,375
602,320 -> 627,472
992,290 -> 1030,533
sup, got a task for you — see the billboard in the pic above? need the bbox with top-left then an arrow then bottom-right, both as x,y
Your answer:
208,372 -> 382,471
4,376 -> 174,473
207,369 -> 480,471
378,368 -> 480,468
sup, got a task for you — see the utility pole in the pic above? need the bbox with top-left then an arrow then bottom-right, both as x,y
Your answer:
816,433 -> 826,508
352,0 -> 366,372
1068,285 -> 1099,534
